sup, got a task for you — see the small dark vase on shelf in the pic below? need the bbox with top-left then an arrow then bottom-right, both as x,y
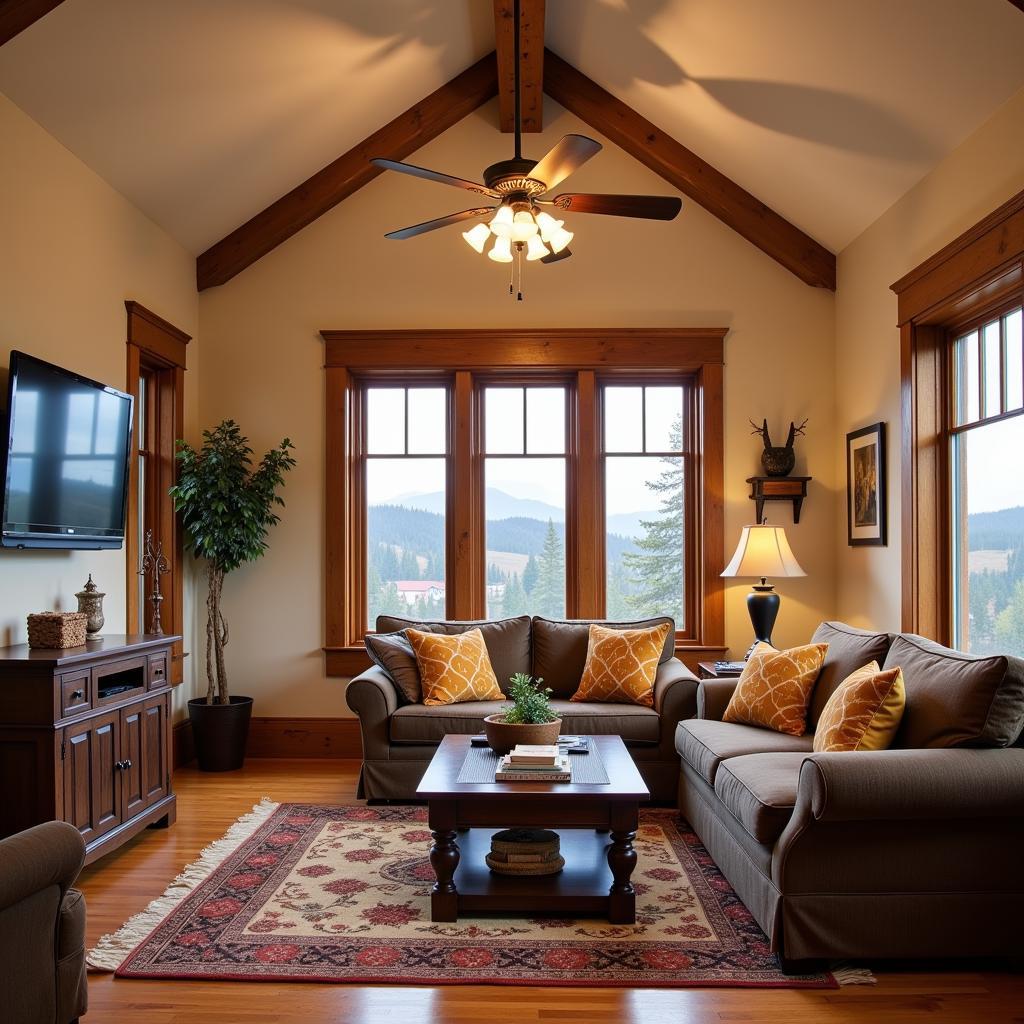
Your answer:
750,417 -> 808,478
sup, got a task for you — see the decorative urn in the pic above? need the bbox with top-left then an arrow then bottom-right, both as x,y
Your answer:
75,574 -> 105,636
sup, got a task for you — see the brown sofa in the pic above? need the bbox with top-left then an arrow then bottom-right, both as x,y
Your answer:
0,820 -> 88,1023
675,621 -> 1024,969
347,614 -> 697,802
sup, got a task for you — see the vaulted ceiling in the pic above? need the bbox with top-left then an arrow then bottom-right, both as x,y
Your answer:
2,0 -> 1023,282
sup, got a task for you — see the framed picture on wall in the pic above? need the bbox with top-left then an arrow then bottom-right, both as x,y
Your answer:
847,422 -> 887,546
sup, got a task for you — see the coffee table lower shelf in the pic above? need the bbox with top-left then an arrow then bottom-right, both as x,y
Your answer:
431,827 -> 633,923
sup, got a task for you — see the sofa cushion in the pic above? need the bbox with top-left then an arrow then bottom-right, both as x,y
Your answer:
723,641 -> 828,736
714,752 -> 805,844
376,615 -> 531,694
571,622 -> 672,707
809,621 -> 894,726
532,616 -> 675,697
884,634 -> 1024,749
407,628 -> 504,707
364,631 -> 422,704
675,718 -> 813,785
813,662 -> 905,753
391,698 -> 661,745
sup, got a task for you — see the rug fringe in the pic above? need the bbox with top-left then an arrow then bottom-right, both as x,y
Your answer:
831,961 -> 876,985
86,798 -> 280,972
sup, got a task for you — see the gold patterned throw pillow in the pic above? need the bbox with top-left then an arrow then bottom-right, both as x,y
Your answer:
723,641 -> 828,736
570,622 -> 672,707
813,661 -> 906,753
406,627 -> 504,707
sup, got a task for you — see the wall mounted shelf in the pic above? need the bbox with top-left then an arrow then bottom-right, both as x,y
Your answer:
746,476 -> 811,524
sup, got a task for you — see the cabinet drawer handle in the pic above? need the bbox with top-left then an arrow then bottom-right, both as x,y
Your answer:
70,689 -> 84,701
114,759 -> 133,771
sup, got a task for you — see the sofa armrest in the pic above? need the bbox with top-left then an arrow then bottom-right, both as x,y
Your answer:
799,748 -> 1024,823
57,888 -> 88,1022
696,677 -> 740,720
654,658 -> 698,759
346,666 -> 401,761
0,821 -> 84,913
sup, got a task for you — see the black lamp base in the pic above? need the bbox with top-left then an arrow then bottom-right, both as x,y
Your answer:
744,578 -> 780,657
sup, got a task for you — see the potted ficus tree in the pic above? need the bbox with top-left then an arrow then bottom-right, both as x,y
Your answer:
170,420 -> 296,771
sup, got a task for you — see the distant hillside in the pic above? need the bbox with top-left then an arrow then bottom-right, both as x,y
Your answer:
968,505 -> 1024,550
368,503 -> 638,564
393,487 -> 657,538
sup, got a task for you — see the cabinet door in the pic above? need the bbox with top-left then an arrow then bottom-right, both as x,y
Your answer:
141,694 -> 169,807
120,704 -> 145,819
63,711 -> 121,844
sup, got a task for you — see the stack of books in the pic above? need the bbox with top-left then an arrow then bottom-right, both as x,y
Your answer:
494,743 -> 571,782
486,827 -> 564,876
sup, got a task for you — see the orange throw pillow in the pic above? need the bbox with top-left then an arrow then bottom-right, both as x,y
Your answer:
813,661 -> 905,753
406,627 -> 504,707
723,641 -> 828,736
570,622 -> 671,707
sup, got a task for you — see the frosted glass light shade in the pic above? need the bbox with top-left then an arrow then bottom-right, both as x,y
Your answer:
548,222 -> 573,253
721,525 -> 806,579
489,205 -> 514,238
535,210 -> 559,242
488,235 -> 513,263
510,210 -> 539,242
525,234 -> 548,261
462,222 -> 490,253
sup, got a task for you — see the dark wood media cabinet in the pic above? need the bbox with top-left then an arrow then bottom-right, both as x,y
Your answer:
0,634 -> 181,864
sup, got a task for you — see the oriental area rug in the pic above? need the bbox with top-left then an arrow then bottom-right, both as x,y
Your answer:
89,801 -> 864,988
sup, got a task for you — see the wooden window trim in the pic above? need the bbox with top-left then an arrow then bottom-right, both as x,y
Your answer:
125,301 -> 189,683
891,190 -> 1024,641
322,329 -> 726,675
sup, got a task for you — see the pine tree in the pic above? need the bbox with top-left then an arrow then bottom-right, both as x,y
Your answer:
534,519 -> 565,617
399,547 -> 419,580
503,572 -> 527,616
605,558 -> 632,619
622,416 -> 685,625
522,554 -> 539,596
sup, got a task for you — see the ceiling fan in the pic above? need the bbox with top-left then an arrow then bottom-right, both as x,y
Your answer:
371,0 -> 682,299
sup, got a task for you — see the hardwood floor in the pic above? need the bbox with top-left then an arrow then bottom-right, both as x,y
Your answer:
79,759 -> 1023,1023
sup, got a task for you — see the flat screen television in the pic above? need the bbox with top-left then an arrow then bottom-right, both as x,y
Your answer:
1,351 -> 134,549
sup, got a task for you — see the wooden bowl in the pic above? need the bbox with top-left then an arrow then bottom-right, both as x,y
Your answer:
483,714 -> 562,755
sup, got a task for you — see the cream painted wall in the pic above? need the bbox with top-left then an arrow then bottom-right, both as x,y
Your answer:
834,86 -> 1024,631
199,97 -> 837,718
0,92 -> 200,718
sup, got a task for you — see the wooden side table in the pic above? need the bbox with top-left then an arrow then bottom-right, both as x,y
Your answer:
697,661 -> 743,681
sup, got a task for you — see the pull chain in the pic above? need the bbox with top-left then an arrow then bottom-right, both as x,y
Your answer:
516,243 -> 524,301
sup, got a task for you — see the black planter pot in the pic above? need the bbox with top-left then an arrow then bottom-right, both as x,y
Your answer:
188,696 -> 254,772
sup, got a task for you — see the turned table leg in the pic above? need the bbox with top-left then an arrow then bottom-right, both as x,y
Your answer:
429,802 -> 460,922
607,803 -> 639,924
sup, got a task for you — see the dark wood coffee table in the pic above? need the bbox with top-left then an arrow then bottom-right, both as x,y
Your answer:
416,734 -> 649,924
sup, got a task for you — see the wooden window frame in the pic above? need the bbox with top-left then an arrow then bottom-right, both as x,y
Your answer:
891,190 -> 1024,642
321,328 -> 726,675
125,301 -> 189,683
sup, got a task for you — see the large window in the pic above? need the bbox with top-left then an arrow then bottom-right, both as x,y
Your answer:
892,188 -> 1024,647
323,329 -> 726,674
950,306 -> 1024,656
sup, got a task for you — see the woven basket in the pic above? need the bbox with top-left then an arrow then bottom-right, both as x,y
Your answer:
486,852 -> 565,876
27,612 -> 88,649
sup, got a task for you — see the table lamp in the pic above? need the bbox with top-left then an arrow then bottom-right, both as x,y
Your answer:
721,521 -> 805,656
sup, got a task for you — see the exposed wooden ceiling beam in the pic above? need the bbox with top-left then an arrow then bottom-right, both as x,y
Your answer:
493,0 -> 545,133
543,49 -> 836,290
0,0 -> 65,46
196,54 -> 498,291
1006,1 -> 1024,13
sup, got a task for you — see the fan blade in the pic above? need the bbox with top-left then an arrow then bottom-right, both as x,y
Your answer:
384,208 -> 495,240
529,135 -> 602,192
371,158 -> 501,199
548,194 -> 682,220
540,247 -> 572,265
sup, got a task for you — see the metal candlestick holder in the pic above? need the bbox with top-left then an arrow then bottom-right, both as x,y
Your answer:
139,529 -> 170,635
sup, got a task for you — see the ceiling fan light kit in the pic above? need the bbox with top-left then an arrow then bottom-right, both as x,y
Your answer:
371,0 -> 682,299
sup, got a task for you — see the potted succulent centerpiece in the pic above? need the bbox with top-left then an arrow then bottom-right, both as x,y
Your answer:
170,421 -> 295,772
484,672 -> 562,755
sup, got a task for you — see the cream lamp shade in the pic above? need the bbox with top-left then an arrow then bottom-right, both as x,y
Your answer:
721,524 -> 806,580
